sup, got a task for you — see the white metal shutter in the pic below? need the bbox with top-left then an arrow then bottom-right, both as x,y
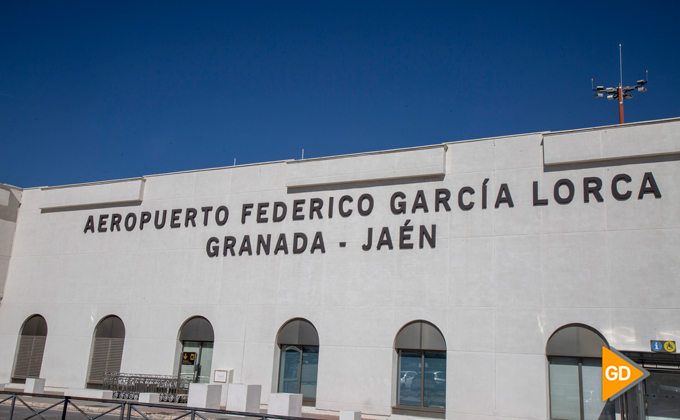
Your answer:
12,336 -> 46,380
88,337 -> 124,384
107,338 -> 124,373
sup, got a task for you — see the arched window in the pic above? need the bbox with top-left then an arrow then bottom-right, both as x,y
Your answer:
87,315 -> 125,388
178,316 -> 214,384
394,321 -> 446,411
12,315 -> 48,383
547,324 -> 615,420
276,318 -> 319,403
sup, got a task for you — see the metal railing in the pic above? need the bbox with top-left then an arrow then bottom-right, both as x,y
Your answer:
0,391 -> 318,420
102,373 -> 190,403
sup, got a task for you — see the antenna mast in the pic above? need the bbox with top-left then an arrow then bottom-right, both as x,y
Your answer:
618,44 -> 624,123
591,44 -> 648,124
619,44 -> 623,88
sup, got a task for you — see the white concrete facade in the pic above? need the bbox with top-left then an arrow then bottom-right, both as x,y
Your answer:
0,118 -> 679,420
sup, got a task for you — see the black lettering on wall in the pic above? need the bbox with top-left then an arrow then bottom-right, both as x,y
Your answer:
411,190 -> 429,213
257,234 -> 271,255
201,207 -> 213,226
223,236 -> 236,256
399,220 -> 414,249
309,198 -> 323,219
533,181 -> 548,206
206,237 -> 219,257
84,216 -> 95,233
273,202 -> 287,222
185,208 -> 197,227
376,227 -> 393,250
140,212 -> 152,230
391,192 -> 406,215
435,189 -> 451,212
110,214 -> 122,232
170,209 -> 182,228
554,179 -> 575,205
638,172 -> 662,199
612,174 -> 632,201
257,202 -> 269,223
215,206 -> 229,226
358,194 -> 374,216
482,178 -> 489,209
458,187 -> 475,210
98,214 -> 109,232
293,233 -> 308,254
293,200 -> 305,221
494,184 -> 514,208
154,210 -> 167,229
310,232 -> 326,254
124,213 -> 137,231
583,178 -> 604,203
241,203 -> 253,224
362,228 -> 373,251
239,236 -> 252,256
419,225 -> 436,249
274,234 -> 288,254
339,195 -> 353,217
328,197 -> 334,219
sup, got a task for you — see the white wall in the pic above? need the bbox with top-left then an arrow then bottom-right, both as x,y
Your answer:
0,118 -> 678,420
0,184 -> 21,301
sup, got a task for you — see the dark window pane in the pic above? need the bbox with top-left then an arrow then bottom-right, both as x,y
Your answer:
549,357 -> 581,420
197,342 -> 213,384
581,358 -> 615,420
398,350 -> 423,407
424,351 -> 446,408
300,346 -> 319,400
646,371 -> 680,420
279,346 -> 302,394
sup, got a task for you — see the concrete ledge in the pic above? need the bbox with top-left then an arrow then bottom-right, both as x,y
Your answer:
543,118 -> 680,166
39,179 -> 145,210
64,389 -> 114,399
286,145 -> 446,188
1,383 -> 24,392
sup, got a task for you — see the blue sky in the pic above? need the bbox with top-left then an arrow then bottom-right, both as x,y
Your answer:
1,1 -> 678,188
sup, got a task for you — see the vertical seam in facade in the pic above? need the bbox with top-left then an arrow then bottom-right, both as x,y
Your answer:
603,166 -> 613,342
492,139 -> 498,414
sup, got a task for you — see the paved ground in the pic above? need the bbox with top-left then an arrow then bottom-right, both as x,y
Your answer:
0,396 -> 251,420
0,401 -> 123,420
0,395 -> 338,420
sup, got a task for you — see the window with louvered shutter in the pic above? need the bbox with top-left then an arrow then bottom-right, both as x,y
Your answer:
12,315 -> 47,383
87,316 -> 125,387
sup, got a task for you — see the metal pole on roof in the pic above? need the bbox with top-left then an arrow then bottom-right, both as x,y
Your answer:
618,44 -> 624,124
591,44 -> 648,124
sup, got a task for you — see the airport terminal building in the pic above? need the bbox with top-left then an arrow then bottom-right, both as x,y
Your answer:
0,118 -> 679,420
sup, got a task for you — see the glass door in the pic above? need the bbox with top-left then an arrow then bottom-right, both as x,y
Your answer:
179,341 -> 213,384
278,345 -> 318,401
644,371 -> 680,420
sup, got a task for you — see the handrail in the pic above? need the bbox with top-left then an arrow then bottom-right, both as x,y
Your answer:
0,391 -> 320,420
